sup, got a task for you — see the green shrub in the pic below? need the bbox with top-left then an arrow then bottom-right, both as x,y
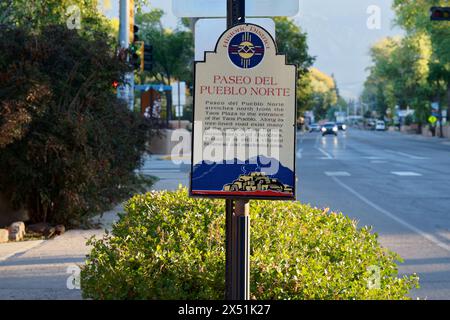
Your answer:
81,188 -> 419,300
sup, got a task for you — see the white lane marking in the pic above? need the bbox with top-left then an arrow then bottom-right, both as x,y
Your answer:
391,171 -> 423,177
325,171 -> 351,177
371,160 -> 387,164
331,177 -> 450,253
384,149 -> 429,160
296,148 -> 303,159
316,147 -> 333,159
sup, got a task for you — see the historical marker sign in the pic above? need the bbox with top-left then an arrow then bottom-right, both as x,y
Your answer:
190,24 -> 297,200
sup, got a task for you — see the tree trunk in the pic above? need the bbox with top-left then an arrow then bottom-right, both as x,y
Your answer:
447,82 -> 450,126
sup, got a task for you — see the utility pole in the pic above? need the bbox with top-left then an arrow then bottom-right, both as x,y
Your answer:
118,0 -> 135,111
119,0 -> 129,50
225,0 -> 249,301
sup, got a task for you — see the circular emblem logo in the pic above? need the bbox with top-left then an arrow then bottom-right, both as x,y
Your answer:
228,31 -> 265,69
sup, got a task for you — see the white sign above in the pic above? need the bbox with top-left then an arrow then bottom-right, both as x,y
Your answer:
172,0 -> 299,18
172,81 -> 187,106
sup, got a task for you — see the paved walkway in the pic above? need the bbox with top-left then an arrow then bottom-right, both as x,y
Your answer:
0,155 -> 188,300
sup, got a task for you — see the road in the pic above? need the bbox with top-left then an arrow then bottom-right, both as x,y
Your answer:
1,132 -> 449,300
297,128 -> 450,300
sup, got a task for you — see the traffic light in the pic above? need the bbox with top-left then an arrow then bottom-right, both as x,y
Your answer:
129,41 -> 143,70
430,7 -> 450,21
142,44 -> 153,72
131,25 -> 139,42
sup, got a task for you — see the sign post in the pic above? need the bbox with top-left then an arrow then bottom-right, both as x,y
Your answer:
190,0 -> 297,300
227,0 -> 246,300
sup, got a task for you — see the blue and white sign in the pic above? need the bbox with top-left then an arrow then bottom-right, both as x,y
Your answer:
191,24 -> 297,200
195,18 -> 275,62
228,31 -> 265,69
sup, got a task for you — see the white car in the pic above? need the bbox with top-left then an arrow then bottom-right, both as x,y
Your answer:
375,120 -> 386,131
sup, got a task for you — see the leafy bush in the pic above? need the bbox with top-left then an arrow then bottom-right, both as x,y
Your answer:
81,188 -> 419,300
0,25 -> 154,226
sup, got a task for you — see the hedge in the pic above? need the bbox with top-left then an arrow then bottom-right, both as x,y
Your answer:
81,188 -> 419,300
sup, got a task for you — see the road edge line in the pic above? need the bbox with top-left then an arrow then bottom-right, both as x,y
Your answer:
331,176 -> 450,253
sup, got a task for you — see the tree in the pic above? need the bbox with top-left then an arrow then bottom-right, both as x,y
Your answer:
363,34 -> 433,132
274,17 -> 315,78
0,0 -> 108,34
393,0 -> 450,120
307,68 -> 338,120
136,11 -> 194,86
0,25 -> 150,225
273,17 -> 315,117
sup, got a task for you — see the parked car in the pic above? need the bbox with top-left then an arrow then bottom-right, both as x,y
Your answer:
337,122 -> 347,131
321,122 -> 339,136
375,120 -> 386,131
309,123 -> 321,133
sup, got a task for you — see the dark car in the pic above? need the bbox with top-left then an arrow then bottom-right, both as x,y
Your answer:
309,123 -> 321,132
321,122 -> 339,136
337,122 -> 347,131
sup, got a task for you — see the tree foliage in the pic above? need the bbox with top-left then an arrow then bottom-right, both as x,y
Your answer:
363,34 -> 432,123
274,17 -> 315,79
363,0 -> 450,124
1,0 -> 109,34
0,25 -> 150,225
135,11 -> 194,85
299,68 -> 339,120
272,17 -> 343,120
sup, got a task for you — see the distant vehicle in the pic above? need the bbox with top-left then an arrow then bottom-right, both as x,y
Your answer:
321,122 -> 338,136
367,119 -> 376,130
336,122 -> 347,131
375,120 -> 386,131
309,123 -> 321,133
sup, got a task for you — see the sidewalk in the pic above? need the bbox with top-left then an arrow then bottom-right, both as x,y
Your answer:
385,127 -> 450,144
0,155 -> 188,300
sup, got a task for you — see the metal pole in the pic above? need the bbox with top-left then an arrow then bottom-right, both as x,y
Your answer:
178,81 -> 181,129
118,0 -> 134,111
119,0 -> 129,50
225,199 -> 234,299
225,0 -> 247,301
232,200 -> 250,300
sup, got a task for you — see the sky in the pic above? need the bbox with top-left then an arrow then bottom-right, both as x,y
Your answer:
105,0 -> 404,100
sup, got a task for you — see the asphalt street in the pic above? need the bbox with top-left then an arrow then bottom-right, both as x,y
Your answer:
1,132 -> 449,300
297,128 -> 450,300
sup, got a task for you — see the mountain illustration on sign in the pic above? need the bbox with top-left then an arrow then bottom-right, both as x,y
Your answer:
223,172 -> 293,193
191,156 -> 294,196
